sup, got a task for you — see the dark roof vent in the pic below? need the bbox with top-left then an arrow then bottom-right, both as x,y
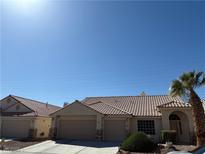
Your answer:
140,91 -> 146,96
64,102 -> 69,107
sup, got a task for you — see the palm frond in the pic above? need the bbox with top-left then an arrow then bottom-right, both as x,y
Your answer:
195,72 -> 205,87
201,74 -> 205,86
170,80 -> 186,97
170,71 -> 204,97
179,72 -> 194,89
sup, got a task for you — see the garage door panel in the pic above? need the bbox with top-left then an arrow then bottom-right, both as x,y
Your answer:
2,120 -> 30,138
104,120 -> 126,141
58,120 -> 96,140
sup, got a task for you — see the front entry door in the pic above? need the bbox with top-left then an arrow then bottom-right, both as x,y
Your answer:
170,120 -> 182,143
169,114 -> 183,143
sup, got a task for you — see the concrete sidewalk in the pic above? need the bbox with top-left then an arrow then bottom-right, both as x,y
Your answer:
17,140 -> 119,154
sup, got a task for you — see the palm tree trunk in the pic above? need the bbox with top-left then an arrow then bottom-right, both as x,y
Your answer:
189,90 -> 205,146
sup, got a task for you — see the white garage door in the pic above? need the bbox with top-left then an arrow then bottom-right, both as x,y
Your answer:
104,120 -> 126,141
2,120 -> 30,138
58,120 -> 96,140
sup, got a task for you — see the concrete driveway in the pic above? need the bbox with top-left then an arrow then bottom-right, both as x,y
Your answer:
16,140 -> 119,154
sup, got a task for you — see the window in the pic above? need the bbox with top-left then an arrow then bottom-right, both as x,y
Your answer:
137,120 -> 155,135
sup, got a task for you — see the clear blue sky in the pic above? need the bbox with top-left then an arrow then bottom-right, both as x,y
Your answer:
1,1 -> 205,107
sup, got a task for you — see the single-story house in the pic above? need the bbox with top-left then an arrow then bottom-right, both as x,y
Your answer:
50,95 -> 196,144
0,95 -> 61,139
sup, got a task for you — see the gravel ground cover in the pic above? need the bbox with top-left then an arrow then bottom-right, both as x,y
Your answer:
160,144 -> 197,154
118,144 -> 197,154
0,138 -> 46,151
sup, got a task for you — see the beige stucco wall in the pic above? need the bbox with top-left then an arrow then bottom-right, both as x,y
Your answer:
97,114 -> 104,130
130,117 -> 162,142
34,117 -> 52,138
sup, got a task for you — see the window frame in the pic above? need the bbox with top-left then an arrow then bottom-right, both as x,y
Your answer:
137,120 -> 155,135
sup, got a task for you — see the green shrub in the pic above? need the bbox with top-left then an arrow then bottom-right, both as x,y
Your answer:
161,130 -> 177,143
121,132 -> 155,152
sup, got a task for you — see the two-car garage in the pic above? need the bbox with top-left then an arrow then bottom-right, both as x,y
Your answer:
1,118 -> 31,138
56,115 -> 127,141
57,118 -> 126,141
58,118 -> 96,140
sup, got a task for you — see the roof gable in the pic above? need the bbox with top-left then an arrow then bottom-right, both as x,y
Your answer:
5,102 -> 32,113
0,96 -> 22,110
51,100 -> 101,116
1,95 -> 61,117
0,96 -> 33,116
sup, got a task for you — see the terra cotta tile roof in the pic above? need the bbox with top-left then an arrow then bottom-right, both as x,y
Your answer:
157,101 -> 191,108
82,95 -> 185,117
10,95 -> 61,117
86,101 -> 131,115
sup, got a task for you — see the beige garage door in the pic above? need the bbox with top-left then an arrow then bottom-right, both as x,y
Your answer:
58,120 -> 96,140
104,120 -> 126,141
2,120 -> 30,138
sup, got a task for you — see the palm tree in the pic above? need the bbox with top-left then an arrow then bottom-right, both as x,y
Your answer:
170,71 -> 205,146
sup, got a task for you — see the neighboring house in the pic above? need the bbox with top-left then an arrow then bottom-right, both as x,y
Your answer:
50,95 -> 195,144
0,95 -> 61,139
